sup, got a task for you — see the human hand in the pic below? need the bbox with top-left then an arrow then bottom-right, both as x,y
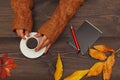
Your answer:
34,33 -> 51,53
16,29 -> 29,40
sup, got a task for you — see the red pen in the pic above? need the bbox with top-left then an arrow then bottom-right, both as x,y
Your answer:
70,26 -> 81,51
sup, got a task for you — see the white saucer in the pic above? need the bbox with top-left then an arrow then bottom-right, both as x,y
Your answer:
20,32 -> 46,59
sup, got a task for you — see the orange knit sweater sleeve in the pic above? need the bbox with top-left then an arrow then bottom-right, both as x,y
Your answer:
38,0 -> 84,44
11,0 -> 33,32
11,0 -> 84,44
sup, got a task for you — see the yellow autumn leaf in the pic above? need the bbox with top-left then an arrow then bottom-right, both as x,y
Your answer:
89,49 -> 107,61
103,53 -> 115,80
54,53 -> 63,80
87,62 -> 104,77
93,45 -> 115,53
64,70 -> 89,80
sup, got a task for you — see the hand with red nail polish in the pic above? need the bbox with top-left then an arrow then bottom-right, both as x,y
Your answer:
34,33 -> 51,53
16,29 -> 29,40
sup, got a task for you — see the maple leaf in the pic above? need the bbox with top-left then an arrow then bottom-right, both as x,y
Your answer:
1,54 -> 8,64
0,54 -> 17,80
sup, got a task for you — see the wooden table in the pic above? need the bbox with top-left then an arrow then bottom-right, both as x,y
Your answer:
0,0 -> 120,80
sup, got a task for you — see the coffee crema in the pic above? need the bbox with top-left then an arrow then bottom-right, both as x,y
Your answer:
26,37 -> 38,49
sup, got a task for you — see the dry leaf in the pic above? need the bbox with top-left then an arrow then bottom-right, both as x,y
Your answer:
5,68 -> 11,76
0,67 -> 7,80
5,58 -> 17,70
93,45 -> 114,53
89,45 -> 115,80
53,45 -> 115,80
64,70 -> 89,80
89,49 -> 107,61
87,62 -> 104,77
1,54 -> 8,63
0,54 -> 17,80
103,53 -> 115,80
54,53 -> 63,80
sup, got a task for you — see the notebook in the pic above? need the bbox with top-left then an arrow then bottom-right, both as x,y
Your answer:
68,20 -> 103,55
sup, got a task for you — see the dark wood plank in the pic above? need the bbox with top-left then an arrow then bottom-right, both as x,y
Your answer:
0,0 -> 15,37
0,0 -> 120,37
0,37 -> 120,80
0,0 -> 120,80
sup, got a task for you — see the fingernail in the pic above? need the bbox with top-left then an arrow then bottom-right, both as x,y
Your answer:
35,48 -> 38,52
23,38 -> 26,40
26,34 -> 30,37
35,49 -> 37,52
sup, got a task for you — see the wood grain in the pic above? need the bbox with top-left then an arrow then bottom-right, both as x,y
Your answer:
0,0 -> 120,80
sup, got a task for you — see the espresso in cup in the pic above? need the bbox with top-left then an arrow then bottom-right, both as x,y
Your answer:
26,37 -> 38,49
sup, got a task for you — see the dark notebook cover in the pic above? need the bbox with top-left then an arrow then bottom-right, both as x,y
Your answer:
68,20 -> 103,55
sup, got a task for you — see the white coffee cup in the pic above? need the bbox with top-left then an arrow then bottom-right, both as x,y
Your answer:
20,32 -> 46,59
